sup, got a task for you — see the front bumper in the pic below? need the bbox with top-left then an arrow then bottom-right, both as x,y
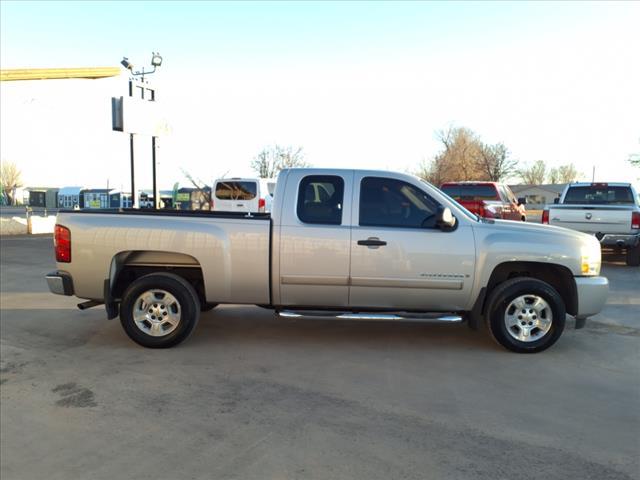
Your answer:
597,233 -> 640,248
46,271 -> 74,296
574,276 -> 609,318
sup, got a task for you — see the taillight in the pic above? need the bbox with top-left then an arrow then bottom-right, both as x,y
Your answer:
258,198 -> 266,212
54,225 -> 71,262
632,211 -> 640,230
542,209 -> 550,224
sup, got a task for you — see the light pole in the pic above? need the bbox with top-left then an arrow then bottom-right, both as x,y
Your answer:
119,52 -> 163,208
120,52 -> 162,83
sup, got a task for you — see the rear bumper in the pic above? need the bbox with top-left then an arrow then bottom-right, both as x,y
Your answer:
45,271 -> 74,296
574,276 -> 609,318
598,233 -> 639,247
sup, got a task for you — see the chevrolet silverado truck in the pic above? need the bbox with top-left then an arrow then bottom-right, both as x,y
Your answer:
46,169 -> 609,353
542,182 -> 640,266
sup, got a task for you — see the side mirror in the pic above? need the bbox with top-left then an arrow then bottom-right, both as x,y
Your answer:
553,198 -> 559,204
518,197 -> 527,206
436,206 -> 456,230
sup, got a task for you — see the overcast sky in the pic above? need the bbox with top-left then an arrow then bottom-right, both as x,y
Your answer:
1,1 -> 639,190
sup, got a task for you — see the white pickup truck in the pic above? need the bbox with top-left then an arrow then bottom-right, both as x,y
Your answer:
543,182 -> 640,266
46,168 -> 609,353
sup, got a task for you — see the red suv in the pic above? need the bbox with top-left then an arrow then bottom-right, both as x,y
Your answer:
440,182 -> 527,221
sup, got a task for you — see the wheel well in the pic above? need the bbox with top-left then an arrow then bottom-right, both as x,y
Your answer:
111,252 -> 206,306
485,262 -> 577,315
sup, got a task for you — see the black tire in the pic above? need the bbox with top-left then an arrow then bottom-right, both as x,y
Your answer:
120,272 -> 200,348
201,303 -> 218,312
625,244 -> 640,267
485,277 -> 566,353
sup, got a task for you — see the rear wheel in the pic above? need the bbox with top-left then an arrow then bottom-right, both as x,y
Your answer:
120,273 -> 200,348
625,244 -> 640,267
485,277 -> 566,353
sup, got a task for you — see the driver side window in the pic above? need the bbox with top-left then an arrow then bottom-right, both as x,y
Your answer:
359,177 -> 439,228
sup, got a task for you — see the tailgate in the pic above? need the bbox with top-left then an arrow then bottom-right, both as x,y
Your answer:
549,205 -> 632,234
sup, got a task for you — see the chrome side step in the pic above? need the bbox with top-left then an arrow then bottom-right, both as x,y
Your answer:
277,310 -> 463,323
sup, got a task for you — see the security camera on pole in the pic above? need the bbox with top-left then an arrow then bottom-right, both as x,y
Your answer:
112,52 -> 166,209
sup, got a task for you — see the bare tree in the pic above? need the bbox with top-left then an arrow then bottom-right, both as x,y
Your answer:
414,158 -> 445,186
518,160 -> 547,185
251,145 -> 309,178
478,142 -> 517,182
548,167 -> 561,184
557,163 -> 580,183
432,126 -> 486,182
181,169 -> 211,210
0,161 -> 23,205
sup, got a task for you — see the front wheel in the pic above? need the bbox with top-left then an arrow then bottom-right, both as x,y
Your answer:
120,273 -> 201,348
485,278 -> 566,353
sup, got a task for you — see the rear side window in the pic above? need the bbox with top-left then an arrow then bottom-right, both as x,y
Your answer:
563,186 -> 635,205
360,177 -> 438,228
215,181 -> 257,200
441,184 -> 497,201
297,175 -> 344,225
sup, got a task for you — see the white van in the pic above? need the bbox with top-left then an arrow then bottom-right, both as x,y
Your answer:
212,178 -> 276,213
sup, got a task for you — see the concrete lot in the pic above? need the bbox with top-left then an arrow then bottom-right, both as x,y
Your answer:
1,235 -> 638,480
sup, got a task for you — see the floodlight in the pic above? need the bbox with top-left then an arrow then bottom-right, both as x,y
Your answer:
151,52 -> 163,67
121,57 -> 133,70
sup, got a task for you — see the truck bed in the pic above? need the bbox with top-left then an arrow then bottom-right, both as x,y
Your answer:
55,209 -> 272,304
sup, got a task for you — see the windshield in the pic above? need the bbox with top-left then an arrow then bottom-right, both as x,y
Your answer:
563,186 -> 634,205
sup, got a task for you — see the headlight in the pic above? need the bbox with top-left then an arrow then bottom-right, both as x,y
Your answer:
580,242 -> 601,275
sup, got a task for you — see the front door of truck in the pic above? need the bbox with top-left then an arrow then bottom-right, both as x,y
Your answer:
349,175 -> 475,311
278,171 -> 353,307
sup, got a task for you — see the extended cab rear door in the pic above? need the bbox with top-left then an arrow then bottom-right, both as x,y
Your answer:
349,173 -> 475,311
277,170 -> 354,307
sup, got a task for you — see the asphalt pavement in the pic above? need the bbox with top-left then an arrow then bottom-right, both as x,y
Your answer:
1,235 -> 638,480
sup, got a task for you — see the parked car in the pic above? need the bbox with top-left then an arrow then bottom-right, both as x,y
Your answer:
440,182 -> 527,221
543,182 -> 640,266
46,168 -> 608,353
212,177 -> 276,213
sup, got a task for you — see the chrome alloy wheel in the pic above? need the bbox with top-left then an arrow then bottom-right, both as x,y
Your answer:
132,289 -> 181,337
504,294 -> 553,342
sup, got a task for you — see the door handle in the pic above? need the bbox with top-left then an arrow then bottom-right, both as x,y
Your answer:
357,237 -> 387,247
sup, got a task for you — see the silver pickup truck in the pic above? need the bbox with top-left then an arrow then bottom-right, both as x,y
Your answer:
46,168 -> 609,353
543,182 -> 640,266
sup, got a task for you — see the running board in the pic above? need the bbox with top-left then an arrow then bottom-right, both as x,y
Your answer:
277,310 -> 463,323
